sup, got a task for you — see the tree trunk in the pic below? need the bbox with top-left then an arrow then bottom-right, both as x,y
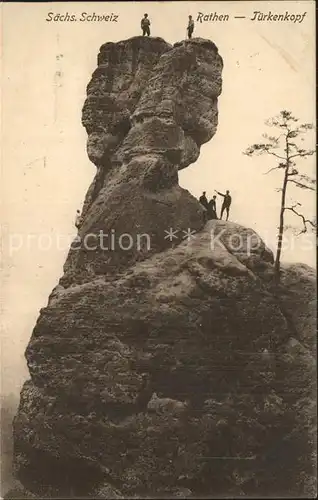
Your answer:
274,137 -> 290,283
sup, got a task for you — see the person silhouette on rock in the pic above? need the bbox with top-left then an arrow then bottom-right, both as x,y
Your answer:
199,191 -> 209,222
215,190 -> 232,221
187,15 -> 195,39
208,195 -> 218,219
199,191 -> 209,210
141,13 -> 151,36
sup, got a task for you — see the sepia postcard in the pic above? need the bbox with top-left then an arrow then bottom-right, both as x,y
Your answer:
0,1 -> 316,498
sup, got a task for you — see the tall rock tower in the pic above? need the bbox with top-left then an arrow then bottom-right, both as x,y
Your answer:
11,37 -> 315,499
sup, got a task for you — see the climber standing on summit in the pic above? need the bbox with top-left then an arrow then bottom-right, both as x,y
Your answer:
187,15 -> 195,39
215,189 -> 232,221
141,13 -> 151,36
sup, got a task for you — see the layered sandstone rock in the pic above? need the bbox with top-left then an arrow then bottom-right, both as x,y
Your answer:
11,37 -> 316,499
61,37 -> 223,287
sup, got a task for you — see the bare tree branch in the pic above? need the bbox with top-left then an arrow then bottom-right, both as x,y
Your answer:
267,150 -> 286,160
288,142 -> 300,150
288,179 -> 315,191
263,166 -> 282,175
298,174 -> 316,185
284,204 -> 316,234
289,150 -> 315,160
287,168 -> 299,177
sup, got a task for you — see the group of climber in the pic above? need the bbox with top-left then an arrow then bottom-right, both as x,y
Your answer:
141,14 -> 195,39
199,190 -> 232,221
75,189 -> 232,230
75,190 -> 231,233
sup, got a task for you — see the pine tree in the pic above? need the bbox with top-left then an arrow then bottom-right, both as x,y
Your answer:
244,111 -> 315,283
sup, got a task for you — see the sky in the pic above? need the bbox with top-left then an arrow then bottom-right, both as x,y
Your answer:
0,1 -> 316,397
